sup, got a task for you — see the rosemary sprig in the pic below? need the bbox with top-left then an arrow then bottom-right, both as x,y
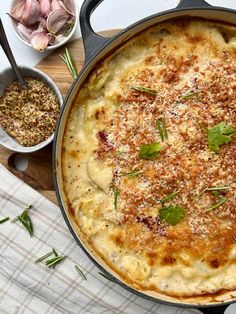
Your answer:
112,185 -> 119,211
121,170 -> 142,178
75,265 -> 86,280
156,118 -> 168,142
161,191 -> 179,204
45,256 -> 65,268
59,48 -> 78,79
131,85 -> 157,96
198,186 -> 230,198
98,272 -> 116,282
35,248 -> 65,268
206,197 -> 228,211
0,217 -> 10,224
12,205 -> 33,236
182,92 -> 200,100
35,250 -> 54,263
205,186 -> 230,191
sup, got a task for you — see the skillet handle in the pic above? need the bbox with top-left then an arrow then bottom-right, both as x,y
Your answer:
177,0 -> 211,7
199,304 -> 228,314
80,0 -> 110,63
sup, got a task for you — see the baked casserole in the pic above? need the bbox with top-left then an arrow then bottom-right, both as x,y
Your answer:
62,18 -> 236,298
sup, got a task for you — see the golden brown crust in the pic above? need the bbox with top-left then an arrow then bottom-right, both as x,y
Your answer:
62,18 -> 236,299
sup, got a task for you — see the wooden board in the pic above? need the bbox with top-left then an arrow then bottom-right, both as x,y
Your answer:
0,30 -> 119,204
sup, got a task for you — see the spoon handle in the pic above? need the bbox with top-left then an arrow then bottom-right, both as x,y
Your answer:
0,18 -> 27,88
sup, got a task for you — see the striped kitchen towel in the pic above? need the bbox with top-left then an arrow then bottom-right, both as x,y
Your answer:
0,164 -> 201,314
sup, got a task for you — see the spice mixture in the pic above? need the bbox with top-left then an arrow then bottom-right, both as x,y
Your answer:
0,77 -> 60,146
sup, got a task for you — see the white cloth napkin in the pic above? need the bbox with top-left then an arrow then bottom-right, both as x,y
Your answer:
0,164 -> 201,314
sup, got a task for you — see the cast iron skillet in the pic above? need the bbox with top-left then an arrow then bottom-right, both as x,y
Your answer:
53,0 -> 236,313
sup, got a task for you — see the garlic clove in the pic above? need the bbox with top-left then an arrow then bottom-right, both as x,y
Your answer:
58,0 -> 75,16
22,0 -> 41,25
11,0 -> 26,22
51,0 -> 62,11
46,10 -> 70,34
17,23 -> 32,42
39,0 -> 51,17
38,16 -> 47,29
31,31 -> 50,51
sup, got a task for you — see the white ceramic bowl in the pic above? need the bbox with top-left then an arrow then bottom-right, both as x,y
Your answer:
0,66 -> 63,153
8,0 -> 78,51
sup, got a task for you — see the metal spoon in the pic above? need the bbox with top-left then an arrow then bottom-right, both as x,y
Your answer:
0,18 -> 27,88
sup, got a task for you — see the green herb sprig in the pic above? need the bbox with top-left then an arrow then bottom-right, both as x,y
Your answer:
59,48 -> 78,79
139,142 -> 161,159
0,217 -> 10,224
35,249 -> 65,268
121,170 -> 142,178
156,118 -> 168,142
75,265 -> 86,280
112,185 -> 119,211
161,191 -> 179,205
98,272 -> 116,282
160,205 -> 186,226
207,121 -> 236,153
182,92 -> 200,100
12,205 -> 33,236
131,86 -> 157,96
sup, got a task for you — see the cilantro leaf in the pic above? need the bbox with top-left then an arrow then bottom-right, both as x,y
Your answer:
160,205 -> 185,225
139,142 -> 161,159
207,122 -> 236,153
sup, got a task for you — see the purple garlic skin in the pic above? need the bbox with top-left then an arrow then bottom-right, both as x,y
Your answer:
10,0 -> 76,51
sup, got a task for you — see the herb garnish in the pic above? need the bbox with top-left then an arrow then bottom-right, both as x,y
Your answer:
75,265 -> 86,280
182,92 -> 200,100
35,249 -> 65,268
45,256 -> 65,268
121,170 -> 142,178
12,205 -> 33,236
206,198 -> 228,211
98,272 -> 116,282
131,86 -> 157,96
59,48 -> 78,80
112,185 -> 119,210
0,217 -> 10,224
35,250 -> 54,263
139,142 -> 161,159
207,121 -> 236,153
206,186 -> 230,192
160,205 -> 185,226
156,118 -> 168,142
161,191 -> 179,204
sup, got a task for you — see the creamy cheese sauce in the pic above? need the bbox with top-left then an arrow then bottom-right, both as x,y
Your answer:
62,18 -> 236,297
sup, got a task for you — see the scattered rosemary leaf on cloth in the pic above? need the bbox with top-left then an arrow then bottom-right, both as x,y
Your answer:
207,121 -> 236,153
35,248 -> 65,269
75,265 -> 86,280
35,250 -> 54,263
0,216 -> 10,224
160,205 -> 185,225
98,272 -> 116,282
139,142 -> 161,159
12,204 -> 33,236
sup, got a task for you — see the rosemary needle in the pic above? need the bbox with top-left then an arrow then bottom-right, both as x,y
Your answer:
0,217 -> 10,224
59,48 -> 78,79
45,256 -> 65,268
98,272 -> 116,282
206,198 -> 228,211
12,205 -> 33,236
161,191 -> 179,204
35,251 -> 54,263
75,265 -> 86,280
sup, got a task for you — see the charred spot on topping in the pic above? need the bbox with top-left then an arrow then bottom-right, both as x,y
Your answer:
136,215 -> 167,236
209,259 -> 220,269
161,256 -> 176,265
95,107 -> 106,120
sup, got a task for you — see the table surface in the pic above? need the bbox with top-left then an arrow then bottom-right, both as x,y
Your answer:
0,1 -> 236,313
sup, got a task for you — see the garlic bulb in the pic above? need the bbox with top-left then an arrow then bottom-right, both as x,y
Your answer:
10,0 -> 76,51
